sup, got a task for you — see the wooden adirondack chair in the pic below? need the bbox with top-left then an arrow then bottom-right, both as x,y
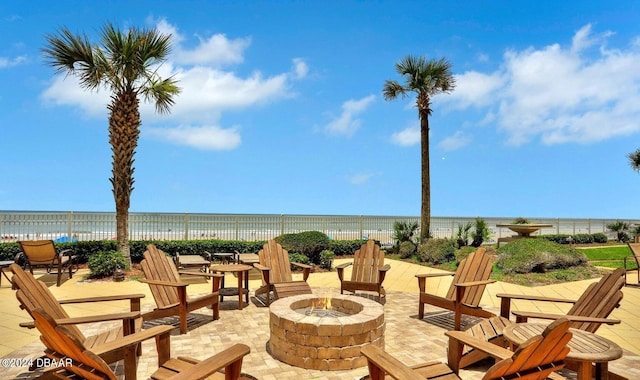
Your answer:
18,240 -> 77,286
139,244 -> 223,334
361,318 -> 572,380
625,242 -> 640,285
456,267 -> 626,370
416,247 -> 496,330
336,240 -> 390,302
10,263 -> 159,380
30,308 -> 251,380
254,240 -> 313,306
498,267 -> 625,332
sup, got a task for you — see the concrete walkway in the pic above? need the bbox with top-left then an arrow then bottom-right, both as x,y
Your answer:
1,259 -> 639,379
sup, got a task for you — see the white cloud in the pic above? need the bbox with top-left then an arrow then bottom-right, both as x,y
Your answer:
347,172 -> 377,185
442,24 -> 640,146
438,131 -> 472,152
0,55 -> 27,68
145,125 -> 241,151
391,126 -> 420,146
292,58 -> 308,79
40,19 -> 307,151
324,95 -> 375,136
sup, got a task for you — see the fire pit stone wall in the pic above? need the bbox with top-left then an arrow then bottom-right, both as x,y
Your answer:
268,294 -> 385,370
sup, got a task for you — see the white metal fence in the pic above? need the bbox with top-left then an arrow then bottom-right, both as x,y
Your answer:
1,211 -> 637,245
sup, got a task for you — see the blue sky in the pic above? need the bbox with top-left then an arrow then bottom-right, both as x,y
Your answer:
1,1 -> 639,219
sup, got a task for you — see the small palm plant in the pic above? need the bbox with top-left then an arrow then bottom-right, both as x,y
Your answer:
607,220 -> 630,242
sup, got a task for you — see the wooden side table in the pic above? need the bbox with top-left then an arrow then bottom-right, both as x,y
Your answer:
504,323 -> 623,380
209,264 -> 252,310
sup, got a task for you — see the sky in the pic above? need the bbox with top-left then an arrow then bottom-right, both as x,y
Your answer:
1,0 -> 640,219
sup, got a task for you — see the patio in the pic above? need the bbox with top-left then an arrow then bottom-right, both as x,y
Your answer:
1,258 -> 640,379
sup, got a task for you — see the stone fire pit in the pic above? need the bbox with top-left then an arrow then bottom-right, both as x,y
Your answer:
268,294 -> 385,370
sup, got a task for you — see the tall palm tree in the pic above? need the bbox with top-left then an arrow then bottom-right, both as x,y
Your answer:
383,55 -> 455,241
43,23 -> 180,264
629,148 -> 640,172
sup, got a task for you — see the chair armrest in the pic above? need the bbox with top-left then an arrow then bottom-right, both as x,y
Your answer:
360,344 -> 424,380
335,262 -> 353,270
202,251 -> 213,261
178,271 -> 223,279
58,294 -> 146,304
512,311 -> 621,325
497,293 -> 576,318
254,263 -> 269,272
58,249 -> 74,257
170,343 -> 251,380
455,279 -> 495,288
416,272 -> 454,293
292,262 -> 312,282
415,272 -> 454,279
446,330 -> 513,361
58,293 -> 145,312
91,325 -> 175,356
139,278 -> 189,287
55,311 -> 140,326
19,321 -> 35,329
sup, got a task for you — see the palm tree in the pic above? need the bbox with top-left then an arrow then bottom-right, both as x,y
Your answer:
383,56 -> 455,241
629,148 -> 640,172
43,23 -> 180,264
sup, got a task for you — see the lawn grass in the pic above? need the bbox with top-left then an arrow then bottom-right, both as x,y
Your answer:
391,243 -> 636,286
577,245 -> 638,269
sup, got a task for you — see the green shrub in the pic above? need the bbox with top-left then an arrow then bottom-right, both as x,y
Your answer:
572,234 -> 594,244
455,246 -> 478,262
512,217 -> 530,224
455,222 -> 472,248
471,217 -> 490,247
88,250 -> 128,278
592,233 -> 608,243
542,234 -> 571,244
497,238 -> 588,274
288,252 -> 310,270
328,240 -> 370,256
319,249 -> 335,270
275,231 -> 330,264
417,238 -> 456,264
399,241 -> 416,258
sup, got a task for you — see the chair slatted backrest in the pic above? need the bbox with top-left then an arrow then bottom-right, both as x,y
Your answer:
567,267 -> 625,333
351,240 -> 384,284
32,308 -> 116,380
483,318 -> 572,380
258,240 -> 293,284
10,263 -> 85,340
446,247 -> 494,306
141,245 -> 183,309
19,240 -> 59,266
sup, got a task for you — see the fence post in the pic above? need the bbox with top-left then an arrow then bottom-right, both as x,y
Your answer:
67,211 -> 73,241
184,213 -> 189,240
359,215 -> 364,240
281,214 -> 285,236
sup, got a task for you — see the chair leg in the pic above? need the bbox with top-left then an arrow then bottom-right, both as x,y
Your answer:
418,300 -> 424,320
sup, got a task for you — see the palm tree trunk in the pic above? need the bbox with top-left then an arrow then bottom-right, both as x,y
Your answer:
420,114 -> 430,242
108,91 -> 140,266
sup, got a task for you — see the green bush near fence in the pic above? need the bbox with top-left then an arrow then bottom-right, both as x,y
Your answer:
88,250 -> 129,278
542,232 -> 607,244
0,237 -> 368,265
274,231 -> 330,264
